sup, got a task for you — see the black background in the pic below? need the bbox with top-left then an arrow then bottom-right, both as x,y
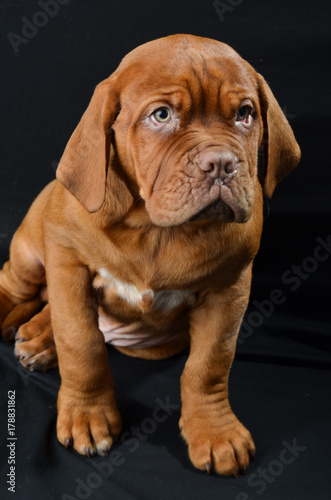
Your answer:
0,1 -> 330,499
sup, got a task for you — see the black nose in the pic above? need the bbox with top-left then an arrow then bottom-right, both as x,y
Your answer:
197,151 -> 238,181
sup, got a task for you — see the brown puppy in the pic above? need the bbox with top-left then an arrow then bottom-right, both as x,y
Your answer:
0,35 -> 300,476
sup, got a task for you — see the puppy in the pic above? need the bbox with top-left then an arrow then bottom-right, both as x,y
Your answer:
0,34 -> 300,476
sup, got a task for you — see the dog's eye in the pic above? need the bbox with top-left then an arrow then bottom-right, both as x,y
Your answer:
152,108 -> 172,123
236,105 -> 253,126
236,105 -> 252,122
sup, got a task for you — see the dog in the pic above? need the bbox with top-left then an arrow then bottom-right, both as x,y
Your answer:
0,34 -> 300,477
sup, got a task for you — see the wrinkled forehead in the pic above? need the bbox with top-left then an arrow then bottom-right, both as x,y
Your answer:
114,36 -> 257,103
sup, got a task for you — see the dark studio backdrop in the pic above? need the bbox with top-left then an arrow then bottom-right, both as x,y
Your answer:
0,1 -> 330,499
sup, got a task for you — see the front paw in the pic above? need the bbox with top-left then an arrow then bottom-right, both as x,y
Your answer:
180,413 -> 255,476
57,387 -> 122,457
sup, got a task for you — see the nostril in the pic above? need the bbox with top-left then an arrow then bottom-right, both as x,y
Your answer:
199,160 -> 216,172
224,162 -> 234,175
198,155 -> 223,174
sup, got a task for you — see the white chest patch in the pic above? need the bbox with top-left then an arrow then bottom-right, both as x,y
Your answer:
97,268 -> 195,312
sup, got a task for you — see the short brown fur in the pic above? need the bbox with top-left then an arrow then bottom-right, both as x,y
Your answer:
0,35 -> 300,475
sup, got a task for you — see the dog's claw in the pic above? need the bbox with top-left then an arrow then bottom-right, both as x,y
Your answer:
249,451 -> 255,462
84,447 -> 91,457
205,462 -> 212,474
233,468 -> 239,479
243,465 -> 248,475
99,444 -> 109,457
64,437 -> 72,449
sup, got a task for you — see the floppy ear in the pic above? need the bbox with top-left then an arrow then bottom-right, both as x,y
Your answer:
257,74 -> 301,198
56,78 -> 120,212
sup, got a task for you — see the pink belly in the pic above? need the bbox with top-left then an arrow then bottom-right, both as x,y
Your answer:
98,312 -> 188,349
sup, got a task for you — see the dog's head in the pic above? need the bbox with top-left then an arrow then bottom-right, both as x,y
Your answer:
57,35 -> 301,226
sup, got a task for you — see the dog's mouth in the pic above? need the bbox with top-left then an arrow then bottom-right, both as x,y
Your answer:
191,198 -> 235,222
191,182 -> 253,224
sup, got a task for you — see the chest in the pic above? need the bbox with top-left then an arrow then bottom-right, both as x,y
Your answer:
94,267 -> 197,314
89,219 -> 252,315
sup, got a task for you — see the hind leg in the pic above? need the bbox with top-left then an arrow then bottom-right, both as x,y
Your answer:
0,221 -> 45,326
2,296 -> 44,342
14,303 -> 57,371
0,182 -> 55,333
